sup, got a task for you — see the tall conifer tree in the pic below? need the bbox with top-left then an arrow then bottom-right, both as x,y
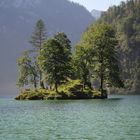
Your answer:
30,19 -> 47,88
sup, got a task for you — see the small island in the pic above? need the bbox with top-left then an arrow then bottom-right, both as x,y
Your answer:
15,79 -> 108,100
15,20 -> 124,100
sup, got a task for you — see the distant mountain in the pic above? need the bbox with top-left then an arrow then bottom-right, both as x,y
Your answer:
0,0 -> 94,96
91,9 -> 102,20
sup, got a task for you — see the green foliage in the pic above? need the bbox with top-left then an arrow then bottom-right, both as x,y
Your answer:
98,0 -> 140,92
30,19 -> 47,50
17,19 -> 47,89
30,19 -> 47,88
75,23 -> 124,96
17,51 -> 38,88
17,20 -> 74,95
38,32 -> 72,92
91,23 -> 123,88
58,79 -> 82,95
54,32 -> 71,51
15,79 -> 103,100
54,32 -> 72,77
73,44 -> 92,88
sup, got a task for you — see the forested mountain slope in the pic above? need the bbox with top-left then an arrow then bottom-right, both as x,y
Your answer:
98,0 -> 140,93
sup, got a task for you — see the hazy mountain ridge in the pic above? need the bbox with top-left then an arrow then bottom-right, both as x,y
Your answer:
91,9 -> 102,20
0,0 -> 41,8
0,0 -> 94,95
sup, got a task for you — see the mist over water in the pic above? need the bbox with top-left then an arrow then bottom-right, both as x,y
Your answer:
0,95 -> 140,140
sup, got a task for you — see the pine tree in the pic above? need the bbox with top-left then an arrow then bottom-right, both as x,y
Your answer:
30,19 -> 47,88
30,19 -> 47,50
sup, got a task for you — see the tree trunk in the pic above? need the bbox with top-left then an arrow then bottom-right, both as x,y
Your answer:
34,76 -> 37,89
82,83 -> 84,92
100,73 -> 104,97
39,71 -> 45,89
40,81 -> 45,89
100,72 -> 107,99
55,82 -> 58,93
100,59 -> 104,97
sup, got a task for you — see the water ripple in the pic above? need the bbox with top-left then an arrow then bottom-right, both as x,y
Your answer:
0,95 -> 140,140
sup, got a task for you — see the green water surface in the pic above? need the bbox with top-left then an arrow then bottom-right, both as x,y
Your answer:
0,95 -> 140,140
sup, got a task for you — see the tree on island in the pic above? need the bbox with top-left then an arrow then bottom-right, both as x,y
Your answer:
17,51 -> 38,89
38,32 -> 72,92
73,45 -> 92,90
76,23 -> 124,97
16,20 -> 124,100
30,19 -> 47,50
30,19 -> 47,88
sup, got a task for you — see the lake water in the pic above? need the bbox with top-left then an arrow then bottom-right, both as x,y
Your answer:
0,95 -> 140,140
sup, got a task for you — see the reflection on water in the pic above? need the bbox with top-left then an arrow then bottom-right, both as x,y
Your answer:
108,97 -> 123,100
0,95 -> 140,140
